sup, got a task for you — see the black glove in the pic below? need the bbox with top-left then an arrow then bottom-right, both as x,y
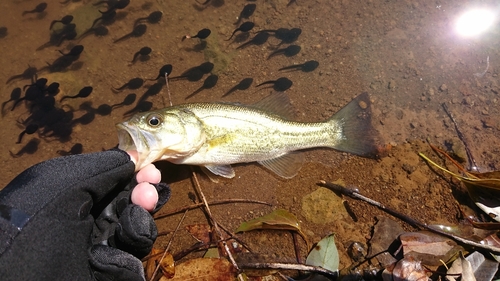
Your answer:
0,149 -> 171,281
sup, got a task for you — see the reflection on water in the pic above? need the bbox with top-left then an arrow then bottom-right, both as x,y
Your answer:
0,0 -> 499,188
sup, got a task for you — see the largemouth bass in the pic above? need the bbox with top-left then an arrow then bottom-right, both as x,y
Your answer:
116,92 -> 378,178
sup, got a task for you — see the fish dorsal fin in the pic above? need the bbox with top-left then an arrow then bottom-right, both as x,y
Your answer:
204,164 -> 235,178
251,91 -> 295,120
258,152 -> 304,179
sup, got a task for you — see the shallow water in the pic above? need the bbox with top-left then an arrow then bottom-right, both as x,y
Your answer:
1,0 -> 500,275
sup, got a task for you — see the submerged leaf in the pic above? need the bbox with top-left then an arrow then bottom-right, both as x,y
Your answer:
419,153 -> 500,223
305,234 -> 340,273
399,231 -> 464,266
236,209 -> 308,244
447,252 -> 476,281
163,258 -> 235,281
145,248 -> 175,279
185,224 -> 212,244
391,256 -> 429,281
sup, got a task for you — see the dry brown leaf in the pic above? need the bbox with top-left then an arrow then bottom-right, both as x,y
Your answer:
160,253 -> 175,278
162,258 -> 236,281
145,248 -> 162,280
392,256 -> 429,281
185,224 -> 212,244
399,231 -> 463,266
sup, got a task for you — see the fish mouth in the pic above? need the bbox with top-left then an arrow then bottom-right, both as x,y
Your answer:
116,122 -> 158,170
116,122 -> 139,152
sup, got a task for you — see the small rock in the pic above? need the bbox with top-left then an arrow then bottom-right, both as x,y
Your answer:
439,84 -> 447,91
388,80 -> 396,90
402,163 -> 416,174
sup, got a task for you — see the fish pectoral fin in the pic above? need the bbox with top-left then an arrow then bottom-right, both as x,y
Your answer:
204,164 -> 235,178
258,152 -> 304,179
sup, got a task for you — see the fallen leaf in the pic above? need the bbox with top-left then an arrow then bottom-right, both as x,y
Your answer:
185,224 -> 212,244
448,251 -> 498,281
447,252 -> 476,281
145,249 -> 175,280
159,252 -> 175,278
419,152 -> 500,223
391,256 -> 429,281
368,216 -> 404,267
162,258 -> 236,281
399,231 -> 463,266
305,234 -> 339,273
236,209 -> 308,245
145,248 -> 162,280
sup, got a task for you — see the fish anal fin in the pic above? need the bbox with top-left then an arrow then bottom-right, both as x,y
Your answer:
251,91 -> 295,120
204,164 -> 235,179
258,152 -> 304,179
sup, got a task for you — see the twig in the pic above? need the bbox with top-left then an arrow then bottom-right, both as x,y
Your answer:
149,210 -> 188,281
318,180 -> 500,254
441,103 -> 479,172
173,241 -> 208,261
217,222 -> 254,253
191,171 -> 245,281
292,232 -> 303,264
153,199 -> 272,220
238,262 -> 338,278
164,72 -> 172,107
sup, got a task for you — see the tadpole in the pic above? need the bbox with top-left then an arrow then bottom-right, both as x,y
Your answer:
90,10 -> 116,29
2,87 -> 21,114
111,93 -> 136,108
182,28 -> 211,41
17,124 -> 39,144
49,15 -> 73,29
114,24 -> 147,43
186,74 -> 218,99
130,46 -> 151,64
133,11 -> 163,26
99,0 -> 130,13
6,65 -> 38,84
236,31 -> 269,49
57,143 -> 83,156
45,82 -> 60,96
59,45 -> 84,58
60,86 -> 93,102
22,2 -> 47,16
235,4 -> 256,25
124,100 -> 153,117
148,64 -> 173,81
223,78 -> 253,97
170,62 -> 213,82
279,60 -> 319,72
78,26 -> 109,42
113,78 -> 144,91
267,45 -> 301,60
226,22 -> 254,41
256,77 -> 293,91
10,138 -> 40,158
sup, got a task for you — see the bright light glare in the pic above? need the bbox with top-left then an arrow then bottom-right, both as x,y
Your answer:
455,9 -> 496,37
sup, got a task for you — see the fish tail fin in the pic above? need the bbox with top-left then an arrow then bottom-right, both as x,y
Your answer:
328,92 -> 379,158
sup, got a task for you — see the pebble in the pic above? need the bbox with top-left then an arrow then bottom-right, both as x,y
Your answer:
439,84 -> 447,91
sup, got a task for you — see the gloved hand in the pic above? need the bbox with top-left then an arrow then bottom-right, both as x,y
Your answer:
0,149 -> 171,281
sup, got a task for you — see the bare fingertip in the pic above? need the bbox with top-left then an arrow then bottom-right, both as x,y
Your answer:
136,163 -> 161,183
131,183 -> 159,212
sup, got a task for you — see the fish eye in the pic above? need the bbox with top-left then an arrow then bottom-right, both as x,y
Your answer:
147,114 -> 162,127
